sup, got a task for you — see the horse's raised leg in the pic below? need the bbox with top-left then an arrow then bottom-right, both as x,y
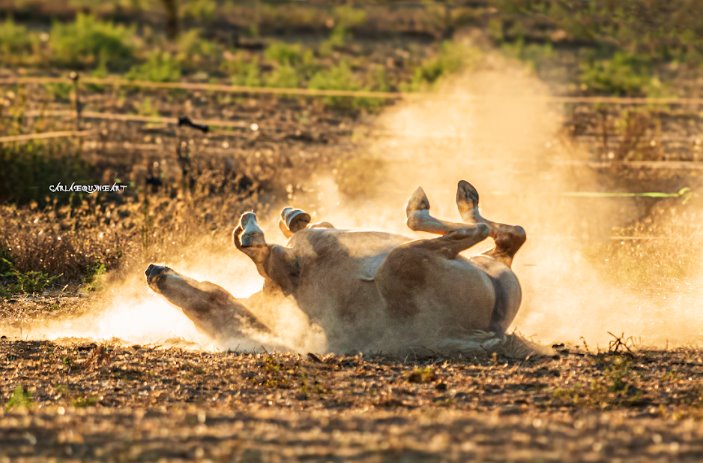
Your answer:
379,184 -> 521,335
278,207 -> 311,238
145,264 -> 272,342
372,186 -> 493,326
405,186 -> 490,258
456,180 -> 526,267
278,207 -> 334,239
234,212 -> 299,295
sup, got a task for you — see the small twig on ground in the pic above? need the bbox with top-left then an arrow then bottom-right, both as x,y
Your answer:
607,331 -> 634,354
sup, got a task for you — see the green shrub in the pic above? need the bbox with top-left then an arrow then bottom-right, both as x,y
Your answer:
0,17 -> 34,60
406,41 -> 482,90
225,54 -> 262,86
319,6 -> 367,54
501,39 -> 555,71
262,41 -> 320,88
72,395 -> 100,407
334,5 -> 367,30
265,42 -> 305,67
265,64 -> 299,88
309,61 -> 358,90
580,52 -> 662,96
308,61 -> 359,108
491,0 -> 703,67
368,65 -> 390,92
5,385 -> 33,411
43,82 -> 73,102
176,29 -> 220,71
264,41 -> 317,81
50,13 -> 135,70
1,257 -> 61,296
82,262 -> 107,292
181,0 -> 217,22
308,61 -> 385,110
331,4 -> 367,42
135,96 -> 160,117
127,51 -> 181,82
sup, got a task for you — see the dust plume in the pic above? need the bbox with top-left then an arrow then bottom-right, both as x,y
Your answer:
291,49 -> 703,349
19,43 -> 702,351
22,246 -> 326,353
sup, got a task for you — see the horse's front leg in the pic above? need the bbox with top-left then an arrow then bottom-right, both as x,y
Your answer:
145,264 -> 272,342
234,212 -> 300,295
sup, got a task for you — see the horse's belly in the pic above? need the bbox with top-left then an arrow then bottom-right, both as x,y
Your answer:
411,257 -> 497,333
289,228 -> 506,347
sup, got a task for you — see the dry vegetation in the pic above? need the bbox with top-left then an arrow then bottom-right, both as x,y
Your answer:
1,1 -> 703,461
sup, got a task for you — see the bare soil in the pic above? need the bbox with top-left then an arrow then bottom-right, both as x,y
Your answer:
0,340 -> 701,462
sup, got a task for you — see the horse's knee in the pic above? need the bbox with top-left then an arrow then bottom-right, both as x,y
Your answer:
507,225 -> 527,253
475,223 -> 491,241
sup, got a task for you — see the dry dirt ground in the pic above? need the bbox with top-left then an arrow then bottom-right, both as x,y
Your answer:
0,339 -> 701,462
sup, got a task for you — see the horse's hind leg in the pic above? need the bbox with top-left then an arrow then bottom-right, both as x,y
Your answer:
379,186 -> 500,331
456,180 -> 526,267
374,231 -> 493,327
405,186 -> 489,258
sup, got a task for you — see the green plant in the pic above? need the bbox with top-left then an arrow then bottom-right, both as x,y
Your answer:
368,65 -> 390,92
50,13 -> 135,70
265,64 -> 299,88
0,17 -> 34,61
334,5 -> 367,30
1,257 -> 62,295
176,29 -> 220,71
43,82 -> 73,102
552,355 -> 644,408
407,366 -> 437,384
72,395 -> 99,407
82,262 -> 106,292
225,54 -> 262,87
308,61 -> 361,109
332,5 -> 366,45
406,41 -> 482,90
264,41 -> 317,85
127,51 -> 181,82
265,42 -> 304,67
0,250 -> 13,298
5,385 -> 33,411
580,52 -> 662,96
501,38 -> 555,72
318,6 -> 366,54
181,0 -> 216,22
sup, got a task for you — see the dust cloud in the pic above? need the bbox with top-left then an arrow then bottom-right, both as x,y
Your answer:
24,248 -> 326,352
291,50 -> 703,349
22,44 -> 702,351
